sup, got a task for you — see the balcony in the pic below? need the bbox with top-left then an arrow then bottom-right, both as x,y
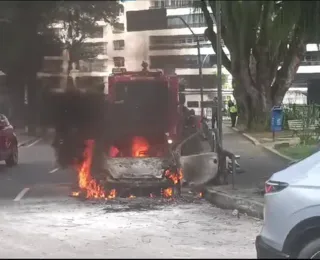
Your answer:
78,59 -> 107,72
41,59 -> 63,73
113,23 -> 125,34
87,26 -> 104,39
300,60 -> 320,66
150,54 -> 216,69
150,0 -> 195,9
166,13 -> 212,29
167,21 -> 207,29
149,35 -> 212,50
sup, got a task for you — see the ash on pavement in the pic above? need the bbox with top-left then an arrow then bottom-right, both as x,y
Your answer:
0,194 -> 261,258
0,139 -> 261,258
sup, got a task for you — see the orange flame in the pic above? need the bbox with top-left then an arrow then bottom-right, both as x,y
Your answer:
162,188 -> 173,198
107,189 -> 117,199
165,168 -> 183,184
109,146 -> 120,157
132,136 -> 149,157
72,191 -> 80,197
74,139 -> 116,199
199,192 -> 203,198
129,194 -> 136,199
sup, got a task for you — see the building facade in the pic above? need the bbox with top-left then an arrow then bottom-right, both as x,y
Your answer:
38,0 -> 320,108
105,0 -> 232,115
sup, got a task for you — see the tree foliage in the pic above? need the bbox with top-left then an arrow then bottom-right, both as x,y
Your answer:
0,1 -> 122,72
44,1 -> 122,62
199,0 -> 320,129
0,1 -> 122,124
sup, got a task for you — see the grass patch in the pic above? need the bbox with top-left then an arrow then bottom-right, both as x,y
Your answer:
277,145 -> 318,160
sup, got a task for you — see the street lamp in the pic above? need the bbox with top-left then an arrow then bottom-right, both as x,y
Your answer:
169,16 -> 204,118
215,0 -> 223,149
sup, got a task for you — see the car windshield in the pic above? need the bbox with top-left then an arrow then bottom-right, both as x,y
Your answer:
113,80 -> 169,127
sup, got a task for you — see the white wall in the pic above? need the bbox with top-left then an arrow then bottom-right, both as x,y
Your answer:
283,90 -> 307,105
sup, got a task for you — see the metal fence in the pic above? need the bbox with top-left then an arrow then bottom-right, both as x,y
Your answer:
283,104 -> 320,129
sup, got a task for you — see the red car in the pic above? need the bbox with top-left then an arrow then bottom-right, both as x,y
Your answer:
0,114 -> 18,166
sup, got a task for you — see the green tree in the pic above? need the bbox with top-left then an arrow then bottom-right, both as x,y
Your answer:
0,1 -> 122,129
46,1 -> 122,66
199,0 -> 320,129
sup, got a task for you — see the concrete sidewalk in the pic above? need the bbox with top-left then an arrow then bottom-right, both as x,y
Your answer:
223,122 -> 289,189
204,122 -> 290,219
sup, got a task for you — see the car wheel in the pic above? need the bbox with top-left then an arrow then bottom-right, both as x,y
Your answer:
298,238 -> 320,259
6,144 -> 18,167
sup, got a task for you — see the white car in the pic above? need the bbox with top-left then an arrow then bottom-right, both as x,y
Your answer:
256,151 -> 320,258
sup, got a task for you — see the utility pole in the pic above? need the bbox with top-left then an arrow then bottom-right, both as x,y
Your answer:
216,0 -> 223,149
170,16 -> 204,118
24,84 -> 28,134
196,36 -> 204,118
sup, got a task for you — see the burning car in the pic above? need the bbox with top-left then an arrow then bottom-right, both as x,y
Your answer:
54,63 -> 186,199
97,64 -> 184,197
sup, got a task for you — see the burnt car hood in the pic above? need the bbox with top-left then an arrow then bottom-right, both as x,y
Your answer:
104,157 -> 166,179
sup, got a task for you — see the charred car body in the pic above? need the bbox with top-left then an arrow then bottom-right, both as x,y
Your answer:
53,63 -> 195,196
99,65 -> 183,195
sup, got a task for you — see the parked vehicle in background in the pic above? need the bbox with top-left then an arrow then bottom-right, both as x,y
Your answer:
256,151 -> 320,258
0,114 -> 18,167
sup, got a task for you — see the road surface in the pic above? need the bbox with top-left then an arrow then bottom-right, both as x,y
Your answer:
0,138 -> 261,258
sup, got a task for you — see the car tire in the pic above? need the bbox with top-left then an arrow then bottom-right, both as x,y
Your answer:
6,144 -> 18,167
298,238 -> 320,259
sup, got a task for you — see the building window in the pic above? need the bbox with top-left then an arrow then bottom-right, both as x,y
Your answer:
149,35 -> 211,50
90,60 -> 106,72
151,0 -> 195,8
87,26 -> 104,38
167,13 -> 213,29
42,59 -> 63,73
113,23 -> 125,33
113,40 -> 125,50
150,55 -> 216,69
179,75 -> 218,89
78,59 -> 107,72
302,51 -> 320,65
113,57 -> 125,67
187,101 -> 199,108
79,42 -> 106,60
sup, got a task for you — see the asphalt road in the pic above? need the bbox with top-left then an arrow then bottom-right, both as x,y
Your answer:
0,138 -> 261,258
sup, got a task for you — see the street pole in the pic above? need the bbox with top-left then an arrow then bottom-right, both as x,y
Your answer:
170,16 -> 204,118
216,0 -> 223,149
196,37 -> 204,118
24,84 -> 28,134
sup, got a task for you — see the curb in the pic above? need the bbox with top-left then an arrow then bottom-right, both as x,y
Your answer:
262,145 -> 295,162
231,127 -> 261,146
204,187 -> 264,219
230,126 -> 295,162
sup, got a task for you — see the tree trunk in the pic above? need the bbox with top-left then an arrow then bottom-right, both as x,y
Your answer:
233,74 -> 285,131
6,70 -> 24,127
8,3 -> 44,134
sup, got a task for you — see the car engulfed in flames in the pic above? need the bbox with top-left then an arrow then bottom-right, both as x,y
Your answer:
72,137 -> 183,200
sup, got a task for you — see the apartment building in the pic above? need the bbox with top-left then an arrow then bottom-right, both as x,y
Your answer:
104,0 -> 233,115
37,19 -> 109,92
38,0 -> 320,106
103,0 -> 320,106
